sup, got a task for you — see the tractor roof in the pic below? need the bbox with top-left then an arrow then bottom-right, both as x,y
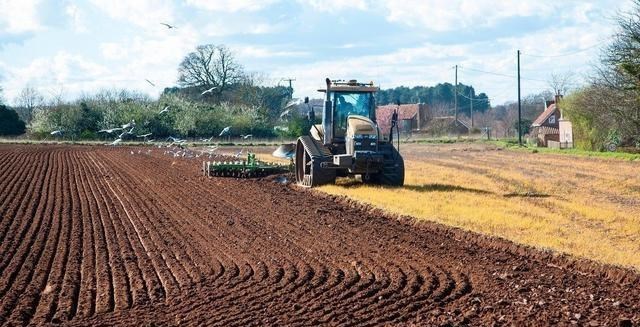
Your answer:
317,79 -> 379,93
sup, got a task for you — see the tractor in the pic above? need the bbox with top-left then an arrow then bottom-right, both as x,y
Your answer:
295,78 -> 404,187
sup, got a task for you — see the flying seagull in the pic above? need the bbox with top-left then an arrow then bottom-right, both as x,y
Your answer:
122,120 -> 135,129
98,127 -> 123,134
145,79 -> 156,87
159,105 -> 170,114
200,136 -> 214,142
118,127 -> 135,139
110,138 -> 122,146
137,133 -> 153,138
241,134 -> 253,139
201,86 -> 217,95
279,108 -> 292,119
160,22 -> 176,29
219,126 -> 231,137
50,130 -> 63,136
284,98 -> 299,108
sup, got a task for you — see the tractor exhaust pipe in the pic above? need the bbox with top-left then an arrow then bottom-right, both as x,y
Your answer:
323,78 -> 333,146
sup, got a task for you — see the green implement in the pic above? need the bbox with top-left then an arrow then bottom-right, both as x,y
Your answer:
203,153 -> 291,178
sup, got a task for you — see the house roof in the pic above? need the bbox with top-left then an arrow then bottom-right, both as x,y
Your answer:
376,104 -> 420,134
532,104 -> 557,127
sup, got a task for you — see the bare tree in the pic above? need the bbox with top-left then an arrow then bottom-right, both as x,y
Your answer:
14,85 -> 44,124
548,72 -> 575,96
177,44 -> 244,94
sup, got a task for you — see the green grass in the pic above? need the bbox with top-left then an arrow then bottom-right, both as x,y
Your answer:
487,140 -> 640,161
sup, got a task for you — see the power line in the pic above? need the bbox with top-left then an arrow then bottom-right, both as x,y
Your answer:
520,43 -> 602,58
458,66 -> 547,83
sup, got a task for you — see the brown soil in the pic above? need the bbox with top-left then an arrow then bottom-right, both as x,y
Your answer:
0,145 -> 638,326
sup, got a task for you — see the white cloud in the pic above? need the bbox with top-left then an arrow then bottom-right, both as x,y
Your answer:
383,0 -> 558,31
234,45 -> 309,59
88,0 -> 175,31
0,0 -> 42,34
186,0 -> 279,12
0,52 -> 112,102
65,3 -> 88,33
299,0 -> 369,12
201,20 -> 280,37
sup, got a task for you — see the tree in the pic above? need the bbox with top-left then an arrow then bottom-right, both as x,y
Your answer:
595,1 -> 640,136
548,72 -> 575,96
177,44 -> 244,95
0,105 -> 26,135
14,85 -> 44,125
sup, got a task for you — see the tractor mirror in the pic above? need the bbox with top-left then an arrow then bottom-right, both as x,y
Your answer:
304,96 -> 309,104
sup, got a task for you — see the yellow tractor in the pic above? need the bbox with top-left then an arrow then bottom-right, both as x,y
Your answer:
295,78 -> 404,187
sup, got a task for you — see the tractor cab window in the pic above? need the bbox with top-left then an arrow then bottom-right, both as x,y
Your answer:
332,92 -> 374,138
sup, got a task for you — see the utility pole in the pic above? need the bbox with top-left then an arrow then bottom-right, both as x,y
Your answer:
282,78 -> 296,96
454,65 -> 458,125
517,50 -> 522,146
470,89 -> 474,128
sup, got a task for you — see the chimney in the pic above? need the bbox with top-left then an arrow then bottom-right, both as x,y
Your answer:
555,91 -> 564,119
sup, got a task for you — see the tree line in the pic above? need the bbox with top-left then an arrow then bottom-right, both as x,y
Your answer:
562,1 -> 640,151
376,83 -> 491,115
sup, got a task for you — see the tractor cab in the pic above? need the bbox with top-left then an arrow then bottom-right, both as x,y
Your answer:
312,79 -> 379,146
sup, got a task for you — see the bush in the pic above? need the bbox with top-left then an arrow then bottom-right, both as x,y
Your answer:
0,105 -> 26,135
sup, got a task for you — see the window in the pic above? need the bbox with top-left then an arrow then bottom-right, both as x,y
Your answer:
331,92 -> 374,137
549,115 -> 556,124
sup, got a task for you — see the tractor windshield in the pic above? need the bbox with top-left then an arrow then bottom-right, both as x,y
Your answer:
332,92 -> 375,138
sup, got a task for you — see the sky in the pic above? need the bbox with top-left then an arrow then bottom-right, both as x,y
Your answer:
0,0 -> 633,106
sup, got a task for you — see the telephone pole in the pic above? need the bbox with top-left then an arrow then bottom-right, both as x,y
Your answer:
517,50 -> 522,146
454,65 -> 458,125
281,78 -> 296,96
470,89 -> 474,128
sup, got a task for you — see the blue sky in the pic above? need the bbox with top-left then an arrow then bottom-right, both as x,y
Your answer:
0,0 -> 632,105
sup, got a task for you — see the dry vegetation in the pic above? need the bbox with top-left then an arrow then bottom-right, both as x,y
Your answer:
316,143 -> 640,271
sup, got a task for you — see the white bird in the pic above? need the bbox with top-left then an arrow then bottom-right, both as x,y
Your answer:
119,126 -> 135,139
50,130 -> 63,136
234,148 -> 244,157
201,86 -> 217,95
219,126 -> 231,137
160,22 -> 176,29
110,138 -> 122,146
279,108 -> 292,119
241,134 -> 253,140
122,120 -> 135,129
167,136 -> 184,143
146,139 -> 155,143
284,98 -> 300,109
145,79 -> 156,87
200,136 -> 214,142
98,127 -> 123,134
159,105 -> 170,114
137,133 -> 153,138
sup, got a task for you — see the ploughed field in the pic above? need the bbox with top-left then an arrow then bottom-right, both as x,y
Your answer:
0,145 -> 638,326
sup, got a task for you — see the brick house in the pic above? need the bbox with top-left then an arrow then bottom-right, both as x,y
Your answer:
531,103 -> 560,146
375,104 -> 430,135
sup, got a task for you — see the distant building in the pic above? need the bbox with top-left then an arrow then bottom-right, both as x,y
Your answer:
531,102 -> 560,146
423,116 -> 470,135
376,104 -> 430,135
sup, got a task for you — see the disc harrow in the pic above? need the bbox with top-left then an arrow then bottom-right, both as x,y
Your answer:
203,152 -> 290,178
